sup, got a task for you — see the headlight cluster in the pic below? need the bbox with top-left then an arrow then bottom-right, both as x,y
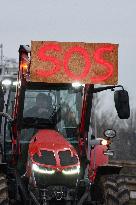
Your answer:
32,164 -> 80,175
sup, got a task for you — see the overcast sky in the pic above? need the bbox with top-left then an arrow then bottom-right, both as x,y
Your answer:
0,0 -> 136,102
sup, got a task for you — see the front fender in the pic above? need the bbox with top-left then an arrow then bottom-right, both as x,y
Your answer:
96,164 -> 122,178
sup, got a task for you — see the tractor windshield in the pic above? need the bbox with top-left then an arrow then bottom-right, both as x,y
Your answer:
22,85 -> 83,145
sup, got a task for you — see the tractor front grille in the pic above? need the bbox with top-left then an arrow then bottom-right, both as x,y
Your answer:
33,150 -> 56,165
58,150 -> 78,166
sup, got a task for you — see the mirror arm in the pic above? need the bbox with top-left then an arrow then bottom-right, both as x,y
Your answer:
90,138 -> 104,146
0,112 -> 14,123
93,85 -> 124,93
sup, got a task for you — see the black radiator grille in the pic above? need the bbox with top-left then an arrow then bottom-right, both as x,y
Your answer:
59,150 -> 78,166
33,150 -> 56,165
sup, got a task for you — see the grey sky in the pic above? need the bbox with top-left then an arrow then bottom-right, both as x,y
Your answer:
0,0 -> 136,100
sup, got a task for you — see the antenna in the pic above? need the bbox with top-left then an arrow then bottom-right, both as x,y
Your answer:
0,44 -> 3,66
0,44 -> 3,76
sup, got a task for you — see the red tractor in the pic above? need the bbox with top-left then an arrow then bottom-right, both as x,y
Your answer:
0,43 -> 130,205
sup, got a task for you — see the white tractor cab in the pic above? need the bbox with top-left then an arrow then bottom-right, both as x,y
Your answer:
0,74 -> 17,160
1,74 -> 18,112
0,42 -> 130,205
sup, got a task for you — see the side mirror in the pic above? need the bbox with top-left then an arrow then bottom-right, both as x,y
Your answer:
114,90 -> 130,119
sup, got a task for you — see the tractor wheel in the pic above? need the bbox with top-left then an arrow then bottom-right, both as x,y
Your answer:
116,176 -> 130,205
0,173 -> 9,205
99,175 -> 129,205
101,175 -> 118,205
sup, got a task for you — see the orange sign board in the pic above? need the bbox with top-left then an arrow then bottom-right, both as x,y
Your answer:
30,41 -> 118,85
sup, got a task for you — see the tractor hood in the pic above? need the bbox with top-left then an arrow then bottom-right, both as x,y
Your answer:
28,129 -> 79,168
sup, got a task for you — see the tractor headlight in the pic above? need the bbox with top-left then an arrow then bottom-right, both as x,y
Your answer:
101,139 -> 108,146
62,165 -> 80,175
13,81 -> 18,86
2,79 -> 12,86
32,164 -> 55,175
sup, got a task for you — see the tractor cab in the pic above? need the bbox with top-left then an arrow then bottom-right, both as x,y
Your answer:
16,82 -> 83,174
21,83 -> 82,145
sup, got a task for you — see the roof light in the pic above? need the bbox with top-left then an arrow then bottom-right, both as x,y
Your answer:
19,51 -> 29,75
72,82 -> 85,88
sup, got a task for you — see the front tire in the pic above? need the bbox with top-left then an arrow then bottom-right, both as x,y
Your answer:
0,173 -> 9,205
98,175 -> 130,205
101,175 -> 118,205
117,176 -> 130,205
